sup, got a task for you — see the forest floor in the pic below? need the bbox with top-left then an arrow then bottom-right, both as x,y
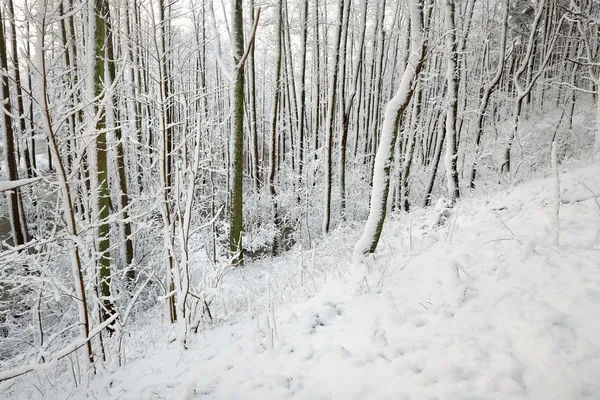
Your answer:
9,160 -> 600,399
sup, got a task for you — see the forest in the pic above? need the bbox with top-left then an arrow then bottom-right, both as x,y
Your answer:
0,0 -> 599,394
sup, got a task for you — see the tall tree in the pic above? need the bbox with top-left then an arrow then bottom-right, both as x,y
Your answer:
297,0 -> 309,196
7,0 -> 33,179
340,0 -> 367,219
93,0 -> 117,327
322,0 -> 345,234
0,8 -> 26,247
444,0 -> 460,202
355,0 -> 425,256
230,0 -> 246,265
268,2 -> 283,253
104,0 -> 135,283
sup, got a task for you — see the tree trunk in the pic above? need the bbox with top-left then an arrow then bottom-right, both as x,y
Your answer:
269,3 -> 283,254
297,0 -> 309,197
249,0 -> 261,191
354,0 -> 425,256
230,0 -> 245,266
340,0 -> 367,220
8,0 -> 33,179
105,1 -> 135,284
444,0 -> 460,202
424,112 -> 447,207
0,8 -> 26,248
323,0 -> 345,235
93,0 -> 117,329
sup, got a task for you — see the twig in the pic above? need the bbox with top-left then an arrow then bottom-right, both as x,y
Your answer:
582,182 -> 600,210
476,237 -> 516,250
492,210 -> 523,245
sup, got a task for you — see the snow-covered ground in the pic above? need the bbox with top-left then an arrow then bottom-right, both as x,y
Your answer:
6,161 -> 600,399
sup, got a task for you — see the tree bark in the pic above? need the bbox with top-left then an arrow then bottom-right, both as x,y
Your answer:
230,0 -> 246,266
93,0 -> 117,329
444,0 -> 460,202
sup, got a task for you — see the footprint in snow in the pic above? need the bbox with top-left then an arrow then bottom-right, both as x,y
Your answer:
373,329 -> 388,348
408,316 -> 428,329
297,344 -> 315,361
387,346 -> 406,360
415,318 -> 428,328
406,360 -> 425,374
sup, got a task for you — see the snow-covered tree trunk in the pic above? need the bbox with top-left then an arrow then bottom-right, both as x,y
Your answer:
297,0 -> 309,195
90,0 -> 117,328
354,0 -> 425,256
248,0 -> 261,192
104,4 -> 135,285
444,0 -> 460,202
0,8 -> 26,248
322,0 -> 345,235
268,2 -> 283,253
230,0 -> 245,266
7,0 -> 33,179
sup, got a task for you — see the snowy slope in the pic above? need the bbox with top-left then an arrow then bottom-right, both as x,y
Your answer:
10,162 -> 600,399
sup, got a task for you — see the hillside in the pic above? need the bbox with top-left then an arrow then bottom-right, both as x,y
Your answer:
7,161 -> 596,399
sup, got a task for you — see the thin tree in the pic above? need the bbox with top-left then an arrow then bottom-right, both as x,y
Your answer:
230,0 -> 246,265
322,0 -> 345,235
93,0 -> 117,327
354,0 -> 425,256
104,0 -> 135,283
7,0 -> 33,178
297,0 -> 309,196
268,3 -> 283,253
444,0 -> 460,202
340,0 -> 367,219
0,8 -> 26,247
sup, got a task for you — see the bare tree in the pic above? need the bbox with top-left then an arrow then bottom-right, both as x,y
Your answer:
355,0 -> 426,256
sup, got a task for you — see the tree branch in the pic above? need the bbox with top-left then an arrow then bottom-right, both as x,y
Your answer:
236,7 -> 261,70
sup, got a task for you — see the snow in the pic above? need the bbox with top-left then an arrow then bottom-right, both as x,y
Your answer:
5,161 -> 597,399
0,177 -> 42,192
